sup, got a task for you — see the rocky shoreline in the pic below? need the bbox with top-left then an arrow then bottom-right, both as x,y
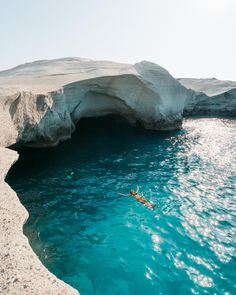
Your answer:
0,147 -> 78,295
0,58 -> 235,294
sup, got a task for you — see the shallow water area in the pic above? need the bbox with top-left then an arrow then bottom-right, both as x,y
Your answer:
7,117 -> 236,295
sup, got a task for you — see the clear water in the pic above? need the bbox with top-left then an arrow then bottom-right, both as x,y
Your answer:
7,117 -> 236,295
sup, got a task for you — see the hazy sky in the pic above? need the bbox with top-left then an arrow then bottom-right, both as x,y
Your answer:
0,0 -> 235,80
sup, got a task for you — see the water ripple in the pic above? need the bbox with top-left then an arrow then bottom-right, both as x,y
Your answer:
7,118 -> 236,295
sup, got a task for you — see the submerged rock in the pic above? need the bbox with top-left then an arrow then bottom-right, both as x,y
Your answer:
0,58 -> 190,147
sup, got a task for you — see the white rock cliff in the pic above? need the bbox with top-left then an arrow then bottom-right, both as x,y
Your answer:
0,58 -> 190,147
0,58 -> 235,295
179,78 -> 236,116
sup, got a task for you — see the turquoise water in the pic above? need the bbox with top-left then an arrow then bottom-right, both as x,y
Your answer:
7,117 -> 236,295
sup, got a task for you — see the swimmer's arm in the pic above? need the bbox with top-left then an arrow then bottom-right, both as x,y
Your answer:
117,192 -> 130,196
136,186 -> 140,193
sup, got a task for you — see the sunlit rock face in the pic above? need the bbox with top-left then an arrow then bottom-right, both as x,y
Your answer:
179,78 -> 236,116
0,58 -> 189,147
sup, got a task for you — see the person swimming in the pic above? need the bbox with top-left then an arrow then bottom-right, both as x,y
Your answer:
118,186 -> 156,209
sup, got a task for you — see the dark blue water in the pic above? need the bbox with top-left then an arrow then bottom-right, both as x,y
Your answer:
7,117 -> 236,295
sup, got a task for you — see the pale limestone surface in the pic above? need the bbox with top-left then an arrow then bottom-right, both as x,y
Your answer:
1,58 -> 236,295
179,78 -> 236,116
0,147 -> 78,295
0,57 -> 190,295
0,58 -> 190,147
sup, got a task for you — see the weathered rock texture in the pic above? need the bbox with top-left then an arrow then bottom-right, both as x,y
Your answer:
0,147 -> 78,295
179,78 -> 236,116
0,58 -> 235,295
0,58 -> 190,147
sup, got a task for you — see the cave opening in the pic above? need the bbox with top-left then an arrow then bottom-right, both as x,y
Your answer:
8,114 -> 173,177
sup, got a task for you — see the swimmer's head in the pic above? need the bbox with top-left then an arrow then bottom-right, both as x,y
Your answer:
130,190 -> 135,195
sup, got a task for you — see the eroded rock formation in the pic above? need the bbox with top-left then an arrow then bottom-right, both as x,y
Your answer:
179,78 -> 236,116
0,147 -> 79,295
0,58 -> 235,295
0,58 -> 190,147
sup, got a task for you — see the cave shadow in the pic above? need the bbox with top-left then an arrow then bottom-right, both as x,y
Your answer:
6,114 -> 187,225
6,114 -> 191,293
7,114 -> 181,180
